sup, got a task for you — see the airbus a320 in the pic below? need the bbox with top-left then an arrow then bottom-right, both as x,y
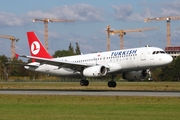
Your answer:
20,31 -> 173,88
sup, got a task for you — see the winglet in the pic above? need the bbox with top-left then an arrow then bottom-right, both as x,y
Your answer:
15,53 -> 19,59
27,31 -> 52,59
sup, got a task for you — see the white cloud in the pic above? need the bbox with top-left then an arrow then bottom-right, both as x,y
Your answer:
26,10 -> 57,18
1,2 -> 180,27
111,1 -> 180,22
163,1 -> 180,10
0,12 -> 24,27
161,1 -> 180,16
51,4 -> 105,22
143,1 -> 180,18
111,4 -> 148,22
142,8 -> 158,19
111,4 -> 134,21
26,4 -> 105,22
0,3 -> 105,28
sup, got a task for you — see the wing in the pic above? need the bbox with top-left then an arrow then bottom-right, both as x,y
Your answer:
5,61 -> 40,67
20,55 -> 99,71
5,62 -> 26,66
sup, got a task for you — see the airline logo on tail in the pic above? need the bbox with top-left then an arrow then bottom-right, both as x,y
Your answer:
31,41 -> 40,55
27,31 -> 52,59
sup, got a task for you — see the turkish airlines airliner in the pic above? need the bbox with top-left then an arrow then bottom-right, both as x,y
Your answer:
20,31 -> 173,87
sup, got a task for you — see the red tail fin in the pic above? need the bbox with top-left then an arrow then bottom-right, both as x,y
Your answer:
27,31 -> 52,59
15,53 -> 19,59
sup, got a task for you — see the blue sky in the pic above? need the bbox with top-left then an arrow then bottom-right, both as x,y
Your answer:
0,0 -> 180,58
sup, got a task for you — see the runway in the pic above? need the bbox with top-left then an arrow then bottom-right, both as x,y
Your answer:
0,90 -> 180,96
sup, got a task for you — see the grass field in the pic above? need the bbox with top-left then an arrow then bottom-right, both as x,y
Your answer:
0,82 -> 180,120
0,95 -> 179,120
0,82 -> 180,91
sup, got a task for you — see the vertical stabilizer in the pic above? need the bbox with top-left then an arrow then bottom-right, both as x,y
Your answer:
27,31 -> 52,59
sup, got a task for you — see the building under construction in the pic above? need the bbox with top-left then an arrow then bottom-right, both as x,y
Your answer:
145,16 -> 180,59
165,46 -> 180,58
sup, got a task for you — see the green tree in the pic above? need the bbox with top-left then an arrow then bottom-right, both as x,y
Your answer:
53,43 -> 81,57
75,42 -> 81,55
0,55 -> 9,81
7,58 -> 29,77
68,43 -> 74,54
158,57 -> 180,81
172,57 -> 180,81
0,43 -> 81,80
53,50 -> 75,57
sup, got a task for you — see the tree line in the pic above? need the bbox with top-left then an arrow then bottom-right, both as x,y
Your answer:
0,43 -> 81,81
0,43 -> 180,81
157,57 -> 180,81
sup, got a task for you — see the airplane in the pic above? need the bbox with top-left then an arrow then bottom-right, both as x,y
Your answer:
20,31 -> 173,88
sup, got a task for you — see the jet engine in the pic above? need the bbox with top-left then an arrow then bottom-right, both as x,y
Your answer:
122,70 -> 148,81
83,65 -> 107,77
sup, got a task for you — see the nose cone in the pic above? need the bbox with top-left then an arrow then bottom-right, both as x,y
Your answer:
165,54 -> 173,64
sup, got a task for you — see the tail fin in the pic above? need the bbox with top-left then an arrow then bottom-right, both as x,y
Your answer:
27,31 -> 52,59
15,53 -> 19,59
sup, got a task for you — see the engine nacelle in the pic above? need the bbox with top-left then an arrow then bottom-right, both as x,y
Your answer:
83,66 -> 107,77
122,70 -> 148,81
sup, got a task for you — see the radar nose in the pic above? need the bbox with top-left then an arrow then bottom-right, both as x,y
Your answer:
166,55 -> 173,64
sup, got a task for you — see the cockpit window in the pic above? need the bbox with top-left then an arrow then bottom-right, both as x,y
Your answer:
152,51 -> 165,54
160,51 -> 165,53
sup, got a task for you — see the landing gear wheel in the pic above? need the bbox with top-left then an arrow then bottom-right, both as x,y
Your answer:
148,77 -> 154,81
84,80 -> 89,86
108,81 -> 116,88
107,74 -> 117,88
80,79 -> 89,86
80,80 -> 84,86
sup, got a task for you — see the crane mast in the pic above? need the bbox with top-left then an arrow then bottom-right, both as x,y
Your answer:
33,18 -> 75,51
0,34 -> 19,59
106,25 -> 111,51
106,25 -> 158,50
144,16 -> 180,47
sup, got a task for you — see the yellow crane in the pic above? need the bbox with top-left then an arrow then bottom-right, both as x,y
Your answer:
0,34 -> 19,59
144,16 -> 180,47
33,18 -> 75,51
106,25 -> 111,51
106,25 -> 158,50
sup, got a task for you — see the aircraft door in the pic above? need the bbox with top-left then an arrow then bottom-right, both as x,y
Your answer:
140,48 -> 147,61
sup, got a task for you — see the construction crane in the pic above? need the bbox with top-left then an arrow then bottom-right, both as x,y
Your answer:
106,25 -> 111,51
106,25 -> 158,50
0,34 -> 19,59
144,16 -> 180,47
33,18 -> 75,51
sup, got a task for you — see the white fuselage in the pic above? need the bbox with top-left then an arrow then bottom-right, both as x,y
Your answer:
24,46 -> 173,76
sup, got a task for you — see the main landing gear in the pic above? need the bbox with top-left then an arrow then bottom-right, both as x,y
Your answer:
107,75 -> 117,88
80,75 -> 117,88
80,78 -> 89,86
108,81 -> 116,88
